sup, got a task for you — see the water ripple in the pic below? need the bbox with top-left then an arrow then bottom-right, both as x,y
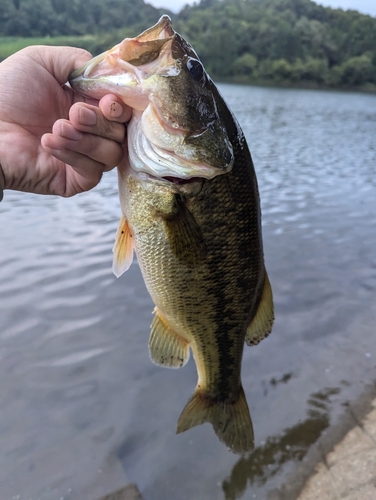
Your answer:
37,347 -> 110,367
1,86 -> 376,500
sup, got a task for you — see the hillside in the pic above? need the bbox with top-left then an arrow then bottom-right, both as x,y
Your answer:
175,0 -> 376,89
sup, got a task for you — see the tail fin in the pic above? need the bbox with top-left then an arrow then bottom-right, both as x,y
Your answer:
176,386 -> 254,454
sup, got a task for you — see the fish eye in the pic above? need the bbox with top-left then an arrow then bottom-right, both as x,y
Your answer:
186,57 -> 205,83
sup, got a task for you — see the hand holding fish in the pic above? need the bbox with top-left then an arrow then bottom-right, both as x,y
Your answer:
0,46 -> 131,198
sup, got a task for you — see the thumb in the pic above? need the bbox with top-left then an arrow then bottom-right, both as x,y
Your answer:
36,46 -> 93,85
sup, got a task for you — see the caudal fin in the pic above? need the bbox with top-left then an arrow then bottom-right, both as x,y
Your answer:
176,386 -> 254,454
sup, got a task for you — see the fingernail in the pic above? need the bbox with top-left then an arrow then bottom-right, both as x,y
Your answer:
79,107 -> 97,126
109,101 -> 123,118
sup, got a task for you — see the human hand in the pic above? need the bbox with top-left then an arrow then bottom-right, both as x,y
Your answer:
0,45 -> 131,198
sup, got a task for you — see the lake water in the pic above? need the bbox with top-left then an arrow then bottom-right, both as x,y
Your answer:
1,84 -> 376,500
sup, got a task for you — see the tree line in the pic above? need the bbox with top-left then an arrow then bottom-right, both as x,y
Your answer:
0,0 -> 161,37
1,0 -> 375,89
175,0 -> 376,88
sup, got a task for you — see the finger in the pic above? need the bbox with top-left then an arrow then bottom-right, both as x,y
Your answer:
42,120 -> 124,170
98,94 -> 132,123
41,141 -> 104,191
69,102 -> 127,144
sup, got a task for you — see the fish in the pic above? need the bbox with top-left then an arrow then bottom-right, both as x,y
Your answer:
69,15 -> 274,454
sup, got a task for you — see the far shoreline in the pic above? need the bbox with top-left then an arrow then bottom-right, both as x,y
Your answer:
215,76 -> 376,95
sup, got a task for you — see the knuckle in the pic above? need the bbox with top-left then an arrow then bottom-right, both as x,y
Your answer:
81,135 -> 123,168
104,145 -> 124,170
112,145 -> 125,166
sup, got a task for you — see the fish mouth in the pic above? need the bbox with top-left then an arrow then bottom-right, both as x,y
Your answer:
69,16 -> 177,109
162,176 -> 203,184
140,172 -> 202,184
130,171 -> 205,196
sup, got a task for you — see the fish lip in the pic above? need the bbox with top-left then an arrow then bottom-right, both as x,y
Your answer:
68,39 -> 175,104
69,48 -> 141,86
136,15 -> 174,41
69,49 -> 145,106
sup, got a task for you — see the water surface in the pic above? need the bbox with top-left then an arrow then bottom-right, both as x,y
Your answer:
1,85 -> 376,499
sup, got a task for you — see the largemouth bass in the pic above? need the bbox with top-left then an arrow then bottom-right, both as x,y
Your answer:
69,16 -> 274,454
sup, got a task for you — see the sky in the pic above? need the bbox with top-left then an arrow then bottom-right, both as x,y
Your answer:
146,0 -> 376,16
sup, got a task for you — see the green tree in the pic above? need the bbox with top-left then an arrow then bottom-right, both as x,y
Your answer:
233,53 -> 258,76
339,53 -> 375,85
272,59 -> 294,80
299,57 -> 328,82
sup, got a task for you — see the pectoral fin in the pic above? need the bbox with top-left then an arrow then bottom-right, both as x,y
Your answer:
149,308 -> 190,368
112,215 -> 134,278
162,195 -> 205,266
245,273 -> 274,346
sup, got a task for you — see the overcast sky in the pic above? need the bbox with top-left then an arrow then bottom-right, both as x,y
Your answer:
146,0 -> 376,16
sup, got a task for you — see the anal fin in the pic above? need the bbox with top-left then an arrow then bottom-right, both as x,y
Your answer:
245,272 -> 274,346
112,215 -> 134,278
149,308 -> 190,368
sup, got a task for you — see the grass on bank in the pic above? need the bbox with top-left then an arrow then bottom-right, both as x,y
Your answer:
0,35 -> 97,61
0,31 -> 137,61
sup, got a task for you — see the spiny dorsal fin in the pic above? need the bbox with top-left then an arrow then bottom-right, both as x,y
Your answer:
245,273 -> 274,346
112,215 -> 134,278
149,308 -> 190,368
176,385 -> 254,455
162,195 -> 206,266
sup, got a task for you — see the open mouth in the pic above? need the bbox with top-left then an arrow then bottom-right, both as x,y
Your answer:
162,176 -> 202,184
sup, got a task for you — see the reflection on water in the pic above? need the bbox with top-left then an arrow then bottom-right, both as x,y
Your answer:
262,372 -> 294,396
1,85 -> 376,499
222,388 -> 340,499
